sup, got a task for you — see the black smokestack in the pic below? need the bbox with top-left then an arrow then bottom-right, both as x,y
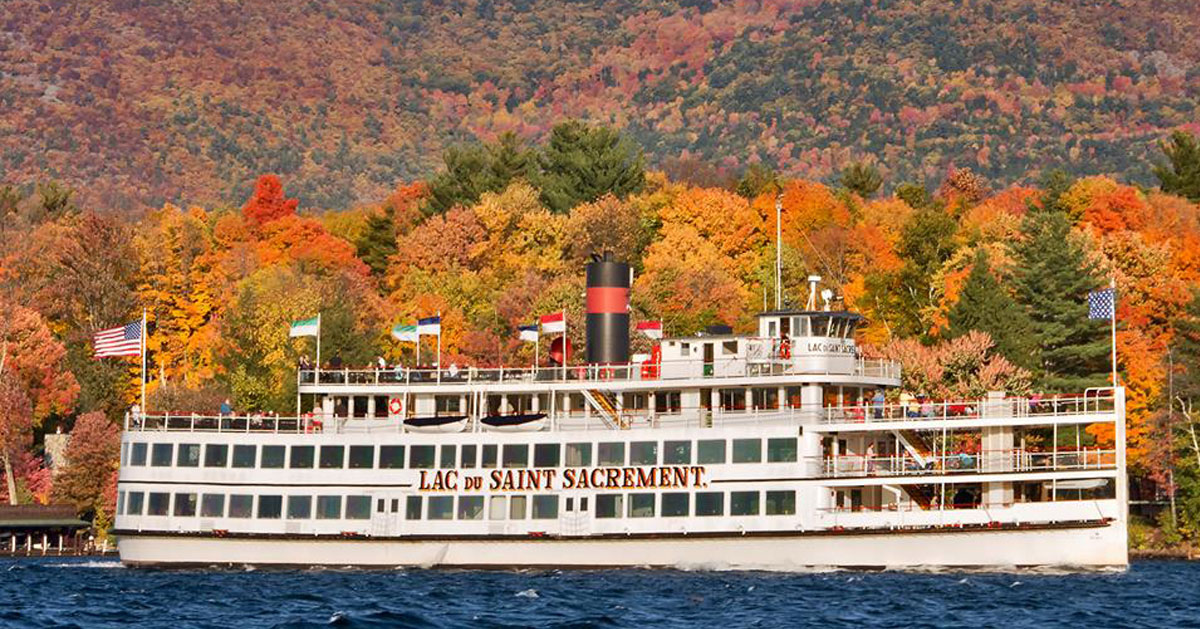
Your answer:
585,252 -> 630,364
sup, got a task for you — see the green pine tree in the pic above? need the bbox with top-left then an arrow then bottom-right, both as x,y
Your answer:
488,131 -> 536,184
1154,130 -> 1200,202
839,162 -> 883,198
425,144 -> 499,215
355,211 -> 397,277
946,249 -> 1033,367
1174,288 -> 1200,401
892,206 -> 960,338
1010,205 -> 1108,391
537,120 -> 646,214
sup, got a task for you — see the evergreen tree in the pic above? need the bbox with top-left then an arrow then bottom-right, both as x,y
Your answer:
355,211 -> 397,277
893,206 -> 960,338
1010,206 -> 1108,391
1174,288 -> 1200,401
538,120 -> 646,214
734,163 -> 781,199
425,144 -> 499,215
487,131 -> 536,184
894,181 -> 931,209
839,162 -> 883,198
946,249 -> 1032,367
1154,130 -> 1200,202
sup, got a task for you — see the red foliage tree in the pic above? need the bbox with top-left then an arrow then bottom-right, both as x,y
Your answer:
51,411 -> 120,517
242,174 -> 299,227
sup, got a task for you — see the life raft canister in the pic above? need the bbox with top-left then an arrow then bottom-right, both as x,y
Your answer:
388,397 -> 404,415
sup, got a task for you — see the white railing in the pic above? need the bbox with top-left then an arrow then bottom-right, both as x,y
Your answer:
295,356 -> 901,388
818,447 -> 1117,478
822,391 -> 1117,425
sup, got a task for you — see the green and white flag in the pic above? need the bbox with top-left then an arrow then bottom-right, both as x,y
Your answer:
392,324 -> 418,342
289,316 -> 320,338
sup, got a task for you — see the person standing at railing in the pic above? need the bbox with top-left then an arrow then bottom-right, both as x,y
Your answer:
899,391 -> 915,418
871,390 -> 885,419
919,396 -> 934,418
220,399 -> 232,417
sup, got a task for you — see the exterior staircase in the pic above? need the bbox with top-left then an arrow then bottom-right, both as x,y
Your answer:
582,390 -> 626,429
893,429 -> 934,467
903,484 -> 935,510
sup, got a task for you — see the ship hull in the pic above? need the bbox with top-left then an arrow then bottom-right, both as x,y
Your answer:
116,521 -> 1127,570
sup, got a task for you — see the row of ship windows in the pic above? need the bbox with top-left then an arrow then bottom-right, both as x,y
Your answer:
117,490 -> 798,521
122,438 -> 800,471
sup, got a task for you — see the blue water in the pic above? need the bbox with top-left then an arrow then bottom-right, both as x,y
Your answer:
1,558 -> 1196,628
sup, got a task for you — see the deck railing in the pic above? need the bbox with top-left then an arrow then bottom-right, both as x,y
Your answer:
817,447 -> 1117,478
822,391 -> 1116,424
295,356 -> 901,388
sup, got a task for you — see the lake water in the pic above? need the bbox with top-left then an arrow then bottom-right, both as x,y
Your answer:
1,558 -> 1195,628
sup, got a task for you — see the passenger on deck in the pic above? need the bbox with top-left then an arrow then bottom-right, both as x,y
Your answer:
919,396 -> 934,418
899,391 -> 915,417
376,355 -> 387,370
871,390 -> 885,419
220,399 -> 232,417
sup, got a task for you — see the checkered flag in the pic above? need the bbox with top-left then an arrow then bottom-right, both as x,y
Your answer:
1088,288 -> 1115,320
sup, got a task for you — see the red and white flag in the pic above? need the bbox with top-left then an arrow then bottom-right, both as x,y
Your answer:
94,321 -> 142,358
540,312 -> 566,334
636,320 -> 663,339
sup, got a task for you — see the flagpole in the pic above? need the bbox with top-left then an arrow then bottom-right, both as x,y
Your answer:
140,308 -> 147,415
561,308 -> 567,381
316,313 -> 322,377
436,310 -> 442,383
1110,277 -> 1117,388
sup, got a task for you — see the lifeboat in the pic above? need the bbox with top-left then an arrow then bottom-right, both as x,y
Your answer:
480,412 -> 548,433
403,415 -> 468,433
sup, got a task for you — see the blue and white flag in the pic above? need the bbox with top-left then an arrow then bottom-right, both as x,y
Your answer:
417,316 -> 441,335
391,324 -> 418,342
1088,288 -> 1115,320
518,324 -> 539,342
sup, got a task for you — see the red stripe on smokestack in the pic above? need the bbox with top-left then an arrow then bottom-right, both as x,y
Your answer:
586,286 -> 629,314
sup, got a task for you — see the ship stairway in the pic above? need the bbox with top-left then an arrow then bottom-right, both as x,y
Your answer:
582,390 -> 626,429
901,483 -> 935,510
892,429 -> 933,467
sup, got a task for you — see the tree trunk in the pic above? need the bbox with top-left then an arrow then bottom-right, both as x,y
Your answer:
2,450 -> 16,506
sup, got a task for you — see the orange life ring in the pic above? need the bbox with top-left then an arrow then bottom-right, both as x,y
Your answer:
388,397 -> 404,415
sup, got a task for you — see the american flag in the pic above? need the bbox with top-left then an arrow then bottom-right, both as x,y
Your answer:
1088,288 -> 1115,320
93,321 -> 142,358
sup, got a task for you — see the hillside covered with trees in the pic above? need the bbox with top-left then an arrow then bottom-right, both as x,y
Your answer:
2,0 -> 1199,212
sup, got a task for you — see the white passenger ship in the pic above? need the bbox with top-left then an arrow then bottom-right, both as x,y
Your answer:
114,258 -> 1128,569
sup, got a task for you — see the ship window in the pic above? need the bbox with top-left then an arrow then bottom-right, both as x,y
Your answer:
287,496 -> 312,519
695,492 -> 724,516
457,496 -> 484,520
204,444 -> 229,468
146,492 -> 169,516
598,442 -> 625,466
534,443 -> 560,468
231,445 -> 256,468
173,493 -> 197,517
767,438 -> 798,462
405,496 -> 422,520
176,444 -> 200,467
767,321 -> 776,337
531,495 -> 558,519
391,499 -> 399,513
654,391 -> 682,413
257,495 -> 283,519
502,444 -> 529,468
379,445 -> 405,469
435,395 -> 461,413
150,443 -> 173,467
376,499 -> 385,513
697,440 -> 726,464
629,441 -> 658,466
117,491 -> 125,516
481,444 -> 498,468
261,446 -> 285,469
719,389 -> 745,411
566,443 -> 592,467
289,446 -> 315,469
320,446 -> 345,469
732,439 -> 762,463
130,442 -> 147,466
346,496 -> 371,520
661,493 -> 689,517
229,495 -> 253,518
765,491 -> 796,515
316,495 -> 342,519
752,387 -> 779,410
509,495 -> 527,520
731,491 -> 760,516
629,493 -> 655,518
409,445 -> 435,469
812,316 -> 829,337
439,445 -> 457,468
348,446 -> 374,469
663,441 -> 691,465
596,494 -> 623,519
461,444 -> 477,469
794,316 -> 809,337
680,342 -> 690,356
488,496 -> 507,520
201,494 -> 225,518
127,492 -> 145,516
427,496 -> 453,520
722,340 -> 738,355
